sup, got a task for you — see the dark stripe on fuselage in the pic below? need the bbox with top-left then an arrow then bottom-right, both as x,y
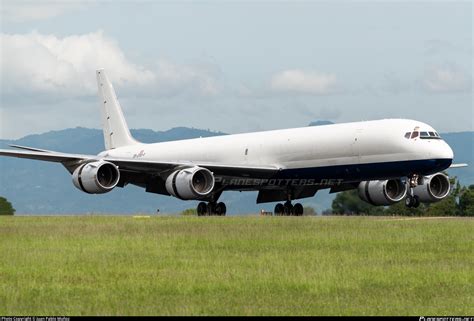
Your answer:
275,158 -> 452,182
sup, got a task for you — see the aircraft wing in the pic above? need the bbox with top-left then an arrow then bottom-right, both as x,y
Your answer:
104,158 -> 281,178
0,149 -> 93,163
9,144 -> 57,153
0,149 -> 281,178
449,163 -> 468,168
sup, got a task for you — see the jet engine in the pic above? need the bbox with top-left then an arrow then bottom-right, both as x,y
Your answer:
412,173 -> 450,203
358,179 -> 407,206
72,161 -> 120,194
165,166 -> 215,200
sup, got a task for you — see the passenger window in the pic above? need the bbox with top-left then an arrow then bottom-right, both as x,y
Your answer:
411,131 -> 419,139
404,132 -> 411,139
429,132 -> 435,136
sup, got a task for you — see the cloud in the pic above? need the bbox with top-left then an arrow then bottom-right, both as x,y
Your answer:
424,39 -> 471,57
1,1 -> 86,22
423,64 -> 471,93
152,60 -> 220,97
270,69 -> 337,95
0,31 -> 221,102
1,31 -> 154,98
382,72 -> 412,95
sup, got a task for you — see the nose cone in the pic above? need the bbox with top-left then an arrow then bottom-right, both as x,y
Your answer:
440,141 -> 454,160
428,142 -> 453,173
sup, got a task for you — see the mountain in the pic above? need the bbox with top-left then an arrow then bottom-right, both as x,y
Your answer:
308,120 -> 335,126
0,127 -> 472,215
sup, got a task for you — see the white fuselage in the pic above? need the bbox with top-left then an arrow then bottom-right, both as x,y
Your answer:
0,68 -> 458,213
102,119 -> 453,182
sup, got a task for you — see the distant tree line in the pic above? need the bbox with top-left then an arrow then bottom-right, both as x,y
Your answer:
0,196 -> 15,215
329,178 -> 474,216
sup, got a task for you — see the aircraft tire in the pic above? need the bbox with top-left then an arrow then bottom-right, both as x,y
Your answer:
294,203 -> 304,216
216,202 -> 226,216
197,202 -> 207,216
274,203 -> 284,216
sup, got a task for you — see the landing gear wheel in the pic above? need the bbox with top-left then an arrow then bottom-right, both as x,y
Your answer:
215,202 -> 227,216
197,202 -> 207,216
293,203 -> 304,216
274,203 -> 284,216
412,195 -> 420,208
405,195 -> 420,208
405,174 -> 422,209
284,201 -> 294,216
207,202 -> 216,216
405,196 -> 413,208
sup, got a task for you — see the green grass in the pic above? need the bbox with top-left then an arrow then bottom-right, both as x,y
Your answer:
0,216 -> 473,315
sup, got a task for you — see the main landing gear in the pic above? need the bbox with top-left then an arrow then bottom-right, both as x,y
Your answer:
405,174 -> 420,208
197,201 -> 227,216
274,201 -> 304,216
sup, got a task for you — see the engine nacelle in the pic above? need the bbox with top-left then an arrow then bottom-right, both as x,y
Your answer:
358,179 -> 407,206
412,173 -> 450,203
165,166 -> 215,200
72,161 -> 120,194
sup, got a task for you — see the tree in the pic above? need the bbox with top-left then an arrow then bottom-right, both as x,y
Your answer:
458,185 -> 474,217
180,208 -> 197,216
322,209 -> 333,216
384,201 -> 425,216
0,197 -> 15,215
303,206 -> 317,216
331,190 -> 378,215
424,195 -> 457,216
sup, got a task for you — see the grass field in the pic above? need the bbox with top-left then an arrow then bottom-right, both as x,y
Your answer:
0,215 -> 473,316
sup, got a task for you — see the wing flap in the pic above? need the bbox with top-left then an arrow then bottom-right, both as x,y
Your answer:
106,158 -> 281,178
9,144 -> 55,153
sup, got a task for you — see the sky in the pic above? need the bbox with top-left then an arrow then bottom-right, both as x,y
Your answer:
0,0 -> 472,139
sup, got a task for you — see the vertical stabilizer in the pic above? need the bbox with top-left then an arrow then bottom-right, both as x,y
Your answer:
96,69 -> 138,150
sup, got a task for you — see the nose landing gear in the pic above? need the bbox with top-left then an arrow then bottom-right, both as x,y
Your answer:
405,195 -> 420,208
405,174 -> 421,208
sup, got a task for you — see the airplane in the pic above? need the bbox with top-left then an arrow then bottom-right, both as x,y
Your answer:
0,69 -> 467,216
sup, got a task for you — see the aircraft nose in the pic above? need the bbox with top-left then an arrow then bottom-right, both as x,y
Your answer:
439,141 -> 454,160
427,141 -> 453,172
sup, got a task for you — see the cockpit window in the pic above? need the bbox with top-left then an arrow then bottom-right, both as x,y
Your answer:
405,130 -> 442,140
420,131 -> 441,139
